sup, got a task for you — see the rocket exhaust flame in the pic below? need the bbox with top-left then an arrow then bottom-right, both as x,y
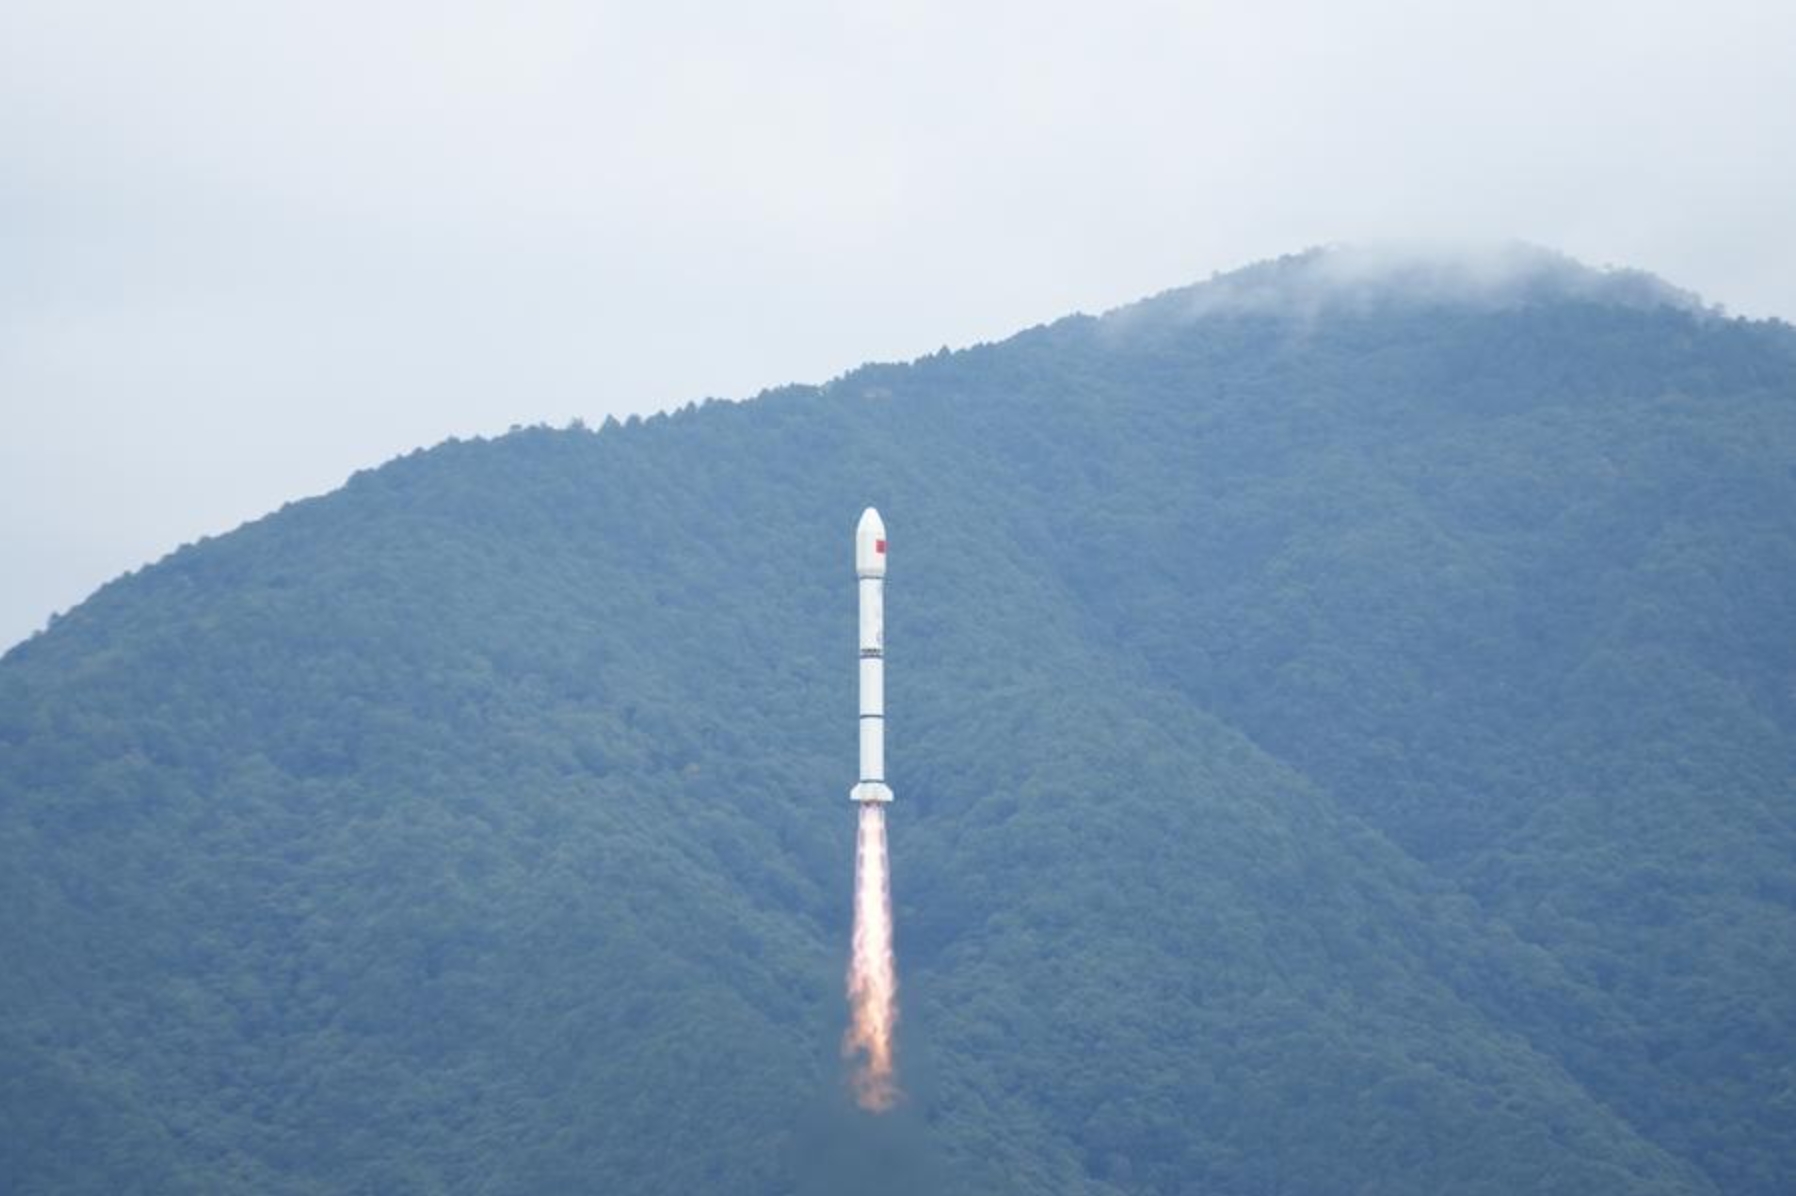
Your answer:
845,803 -> 899,1111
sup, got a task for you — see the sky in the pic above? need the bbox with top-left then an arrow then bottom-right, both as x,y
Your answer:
3,0 -> 1794,649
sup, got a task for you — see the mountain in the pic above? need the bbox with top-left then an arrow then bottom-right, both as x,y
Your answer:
3,245 -> 1794,1194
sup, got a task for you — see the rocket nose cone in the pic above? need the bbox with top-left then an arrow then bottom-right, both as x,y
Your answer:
856,508 -> 887,577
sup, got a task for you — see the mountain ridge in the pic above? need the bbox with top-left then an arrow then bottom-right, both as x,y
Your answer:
3,249 -> 1794,1193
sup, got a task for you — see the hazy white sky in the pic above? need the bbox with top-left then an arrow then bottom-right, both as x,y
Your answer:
4,0 -> 1794,648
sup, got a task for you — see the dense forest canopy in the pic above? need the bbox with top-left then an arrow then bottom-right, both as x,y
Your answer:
3,245 -> 1794,1194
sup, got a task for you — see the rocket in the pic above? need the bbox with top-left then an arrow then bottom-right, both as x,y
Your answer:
851,508 -> 893,804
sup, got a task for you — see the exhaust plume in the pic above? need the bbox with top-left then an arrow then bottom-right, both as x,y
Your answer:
845,803 -> 899,1111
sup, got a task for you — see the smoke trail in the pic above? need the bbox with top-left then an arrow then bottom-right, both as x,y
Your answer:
845,803 -> 899,1111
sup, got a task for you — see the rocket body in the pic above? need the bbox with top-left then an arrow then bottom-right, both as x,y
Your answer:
851,509 -> 893,804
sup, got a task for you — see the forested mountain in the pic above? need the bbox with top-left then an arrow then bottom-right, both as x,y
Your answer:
3,246 -> 1794,1195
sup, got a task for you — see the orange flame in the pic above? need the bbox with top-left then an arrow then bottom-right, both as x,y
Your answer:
844,803 -> 899,1111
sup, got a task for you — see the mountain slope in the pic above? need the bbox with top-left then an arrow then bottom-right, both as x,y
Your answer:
3,246 -> 1793,1194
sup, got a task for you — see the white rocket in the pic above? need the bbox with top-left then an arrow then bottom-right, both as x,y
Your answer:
851,508 -> 893,804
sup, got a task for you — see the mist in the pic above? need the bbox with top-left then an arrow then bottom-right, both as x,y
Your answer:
1124,240 -> 1713,325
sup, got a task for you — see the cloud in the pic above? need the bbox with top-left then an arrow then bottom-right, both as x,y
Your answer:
3,0 -> 1795,646
1115,241 -> 1714,327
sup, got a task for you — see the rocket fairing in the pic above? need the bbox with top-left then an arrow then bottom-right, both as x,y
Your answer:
851,509 -> 893,805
